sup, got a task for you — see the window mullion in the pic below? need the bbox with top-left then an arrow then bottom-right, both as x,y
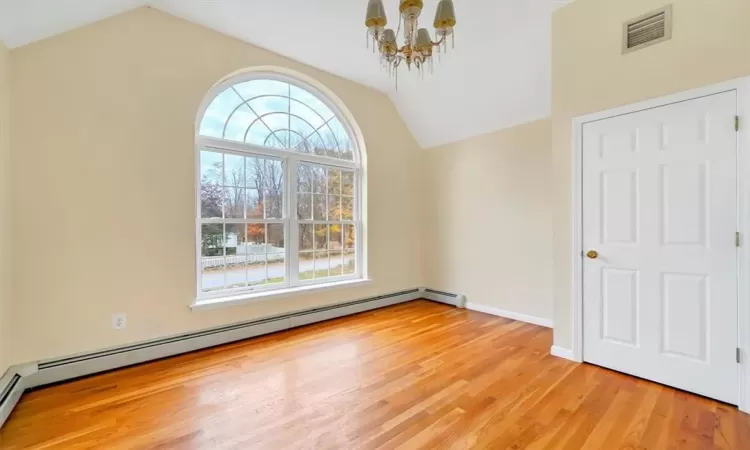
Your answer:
289,158 -> 299,285
356,169 -> 364,280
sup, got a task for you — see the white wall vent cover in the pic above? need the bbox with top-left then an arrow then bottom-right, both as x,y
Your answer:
623,5 -> 673,54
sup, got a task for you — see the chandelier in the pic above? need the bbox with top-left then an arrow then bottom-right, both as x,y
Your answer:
365,0 -> 457,87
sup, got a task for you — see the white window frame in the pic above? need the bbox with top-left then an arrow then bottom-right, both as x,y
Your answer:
194,72 -> 365,303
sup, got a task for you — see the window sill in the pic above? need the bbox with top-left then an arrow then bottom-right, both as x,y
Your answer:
191,278 -> 373,311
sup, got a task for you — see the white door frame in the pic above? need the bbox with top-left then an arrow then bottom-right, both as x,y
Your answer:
570,76 -> 750,413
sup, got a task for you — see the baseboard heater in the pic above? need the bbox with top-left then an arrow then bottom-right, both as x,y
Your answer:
0,287 -> 461,429
0,373 -> 23,427
26,288 -> 424,390
422,288 -> 466,308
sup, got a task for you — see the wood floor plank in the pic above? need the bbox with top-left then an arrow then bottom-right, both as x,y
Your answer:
1,300 -> 748,449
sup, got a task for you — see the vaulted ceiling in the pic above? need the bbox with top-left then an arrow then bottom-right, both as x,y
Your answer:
0,0 -> 569,148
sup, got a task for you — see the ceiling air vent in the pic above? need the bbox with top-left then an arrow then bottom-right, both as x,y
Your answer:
623,5 -> 673,54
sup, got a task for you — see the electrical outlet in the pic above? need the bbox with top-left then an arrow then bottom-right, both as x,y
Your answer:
112,314 -> 127,330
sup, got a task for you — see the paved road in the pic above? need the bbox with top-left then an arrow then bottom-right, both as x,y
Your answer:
202,254 -> 355,290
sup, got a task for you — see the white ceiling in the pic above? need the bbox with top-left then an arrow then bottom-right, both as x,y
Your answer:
0,0 -> 570,148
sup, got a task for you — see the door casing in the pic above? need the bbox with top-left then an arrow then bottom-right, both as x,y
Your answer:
568,77 -> 750,413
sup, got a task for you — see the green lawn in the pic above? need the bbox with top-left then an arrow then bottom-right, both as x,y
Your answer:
265,267 -> 350,284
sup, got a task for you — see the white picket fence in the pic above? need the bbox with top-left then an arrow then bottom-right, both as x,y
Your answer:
202,244 -> 284,269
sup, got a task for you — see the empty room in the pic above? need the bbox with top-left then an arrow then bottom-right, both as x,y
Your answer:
0,0 -> 749,448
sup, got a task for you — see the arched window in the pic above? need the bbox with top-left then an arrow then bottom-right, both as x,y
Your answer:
196,73 -> 363,300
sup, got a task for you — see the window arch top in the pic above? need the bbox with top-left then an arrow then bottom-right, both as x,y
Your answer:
199,77 -> 356,162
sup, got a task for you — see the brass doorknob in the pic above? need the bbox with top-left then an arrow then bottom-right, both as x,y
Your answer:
586,250 -> 598,259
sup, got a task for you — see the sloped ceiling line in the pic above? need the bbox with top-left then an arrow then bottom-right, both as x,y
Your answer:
0,0 -> 560,148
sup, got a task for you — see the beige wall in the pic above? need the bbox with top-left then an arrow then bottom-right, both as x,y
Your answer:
422,119 -> 553,321
551,0 -> 750,349
8,0 -> 748,366
9,7 -> 423,365
0,42 -> 11,374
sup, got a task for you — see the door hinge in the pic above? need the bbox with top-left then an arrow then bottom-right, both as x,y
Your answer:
737,348 -> 741,364
736,116 -> 740,132
737,232 -> 741,247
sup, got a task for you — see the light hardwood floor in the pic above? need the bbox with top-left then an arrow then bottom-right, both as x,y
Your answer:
1,300 -> 749,449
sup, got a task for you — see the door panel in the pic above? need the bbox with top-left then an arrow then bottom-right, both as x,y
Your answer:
661,272 -> 708,361
661,163 -> 707,246
601,170 -> 639,244
582,90 -> 738,404
601,268 -> 639,346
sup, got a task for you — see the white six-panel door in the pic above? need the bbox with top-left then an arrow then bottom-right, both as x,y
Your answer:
582,91 -> 739,404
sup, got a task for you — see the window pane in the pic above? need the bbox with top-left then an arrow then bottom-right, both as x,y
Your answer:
201,224 -> 225,292
328,195 -> 341,221
247,258 -> 267,286
200,151 -> 223,219
264,131 -> 289,149
329,251 -> 343,276
248,95 -> 289,119
246,157 -> 263,190
328,118 -> 352,153
200,88 -> 244,138
340,148 -> 355,161
245,223 -> 266,286
342,170 -> 354,196
342,197 -> 353,220
344,251 -> 356,275
290,85 -> 335,124
312,166 -> 326,193
224,105 -> 255,142
246,223 -> 265,245
327,169 -> 341,194
314,253 -> 330,279
299,224 -> 314,251
289,125 -> 308,149
268,224 -> 284,250
297,193 -> 312,220
313,194 -> 326,220
224,187 -> 244,219
266,223 -> 285,285
224,224 -> 247,290
344,225 -> 356,250
297,164 -> 313,193
235,79 -> 289,101
224,154 -> 245,187
291,99 -> 327,130
299,251 -> 316,280
246,189 -> 263,219
314,224 -> 328,250
263,159 -> 284,219
329,224 -> 342,250
201,151 -> 223,185
289,115 -> 317,142
267,252 -> 285,285
318,122 -> 342,158
245,121 -> 271,147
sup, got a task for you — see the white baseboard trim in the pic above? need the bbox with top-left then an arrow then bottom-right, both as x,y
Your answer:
465,302 -> 553,328
550,345 -> 578,362
0,288 -> 427,430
